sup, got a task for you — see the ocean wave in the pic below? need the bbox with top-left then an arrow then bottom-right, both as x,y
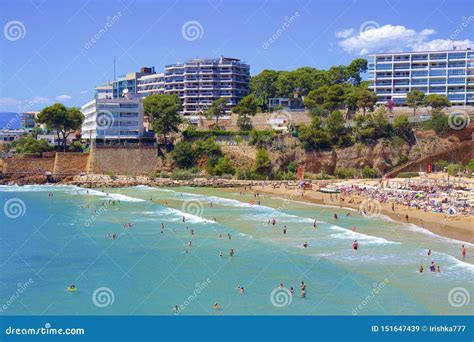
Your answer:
157,207 -> 216,224
328,225 -> 401,245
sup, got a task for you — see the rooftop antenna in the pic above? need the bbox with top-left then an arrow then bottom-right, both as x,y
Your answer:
113,56 -> 116,81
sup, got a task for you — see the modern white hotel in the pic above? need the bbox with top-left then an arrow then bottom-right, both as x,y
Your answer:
369,48 -> 474,106
81,96 -> 144,141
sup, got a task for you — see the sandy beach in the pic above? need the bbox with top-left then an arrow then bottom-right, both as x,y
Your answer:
251,184 -> 474,245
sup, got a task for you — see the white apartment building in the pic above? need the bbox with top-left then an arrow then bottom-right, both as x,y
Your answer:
369,48 -> 474,106
137,73 -> 165,96
164,56 -> 250,115
81,96 -> 144,141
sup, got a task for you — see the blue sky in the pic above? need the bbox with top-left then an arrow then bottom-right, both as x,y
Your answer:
0,0 -> 472,112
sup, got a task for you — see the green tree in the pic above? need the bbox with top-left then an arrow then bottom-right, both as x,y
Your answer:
250,69 -> 279,110
298,116 -> 331,149
36,103 -> 84,151
304,86 -> 327,110
253,148 -> 272,176
7,137 -> 52,155
345,58 -> 368,85
31,126 -> 43,139
406,90 -> 425,116
324,84 -> 346,111
423,94 -> 451,114
467,159 -> 474,172
213,156 -> 236,176
206,98 -> 228,127
326,110 -> 352,146
393,114 -> 414,143
144,94 -> 182,145
361,165 -> 378,178
171,141 -> 196,168
232,94 -> 258,130
69,141 -> 84,152
356,88 -> 378,115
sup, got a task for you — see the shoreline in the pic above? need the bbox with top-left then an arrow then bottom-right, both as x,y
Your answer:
252,186 -> 474,245
3,174 -> 473,244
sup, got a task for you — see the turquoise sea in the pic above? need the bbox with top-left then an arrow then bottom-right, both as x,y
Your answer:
0,185 -> 473,315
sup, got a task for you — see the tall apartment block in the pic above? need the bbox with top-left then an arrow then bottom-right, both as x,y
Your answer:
81,96 -> 144,141
164,56 -> 250,115
369,49 -> 474,106
21,112 -> 38,131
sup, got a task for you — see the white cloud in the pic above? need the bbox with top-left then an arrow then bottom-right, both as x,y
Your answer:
337,24 -> 474,55
56,94 -> 72,101
335,28 -> 354,39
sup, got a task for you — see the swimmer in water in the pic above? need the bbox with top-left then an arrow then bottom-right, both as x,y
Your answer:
229,249 -> 234,257
351,226 -> 356,232
283,227 -> 287,234
290,287 -> 294,295
239,287 -> 245,294
172,305 -> 179,314
303,241 -> 308,248
461,245 -> 466,260
213,303 -> 220,310
182,216 -> 185,223
419,265 -> 424,273
188,241 -> 192,247
313,220 -> 317,229
352,240 -> 359,254
427,249 -> 431,256
334,213 -> 338,220
437,266 -> 441,273
219,251 -> 223,257
429,262 -> 436,272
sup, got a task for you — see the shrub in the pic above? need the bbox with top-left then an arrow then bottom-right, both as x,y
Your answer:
213,156 -> 235,176
447,163 -> 463,176
287,161 -> 298,173
361,165 -> 378,178
171,169 -> 196,180
334,167 -> 357,179
397,172 -> 419,178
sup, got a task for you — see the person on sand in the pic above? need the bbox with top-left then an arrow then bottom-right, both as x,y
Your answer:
405,214 -> 409,222
461,245 -> 466,260
353,240 -> 359,254
419,265 -> 424,273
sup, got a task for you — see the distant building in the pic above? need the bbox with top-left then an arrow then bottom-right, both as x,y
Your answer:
268,97 -> 304,111
137,73 -> 165,97
0,129 -> 27,143
164,56 -> 250,115
95,83 -> 113,99
21,112 -> 38,131
80,96 -> 144,141
112,67 -> 155,98
368,48 -> 474,106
